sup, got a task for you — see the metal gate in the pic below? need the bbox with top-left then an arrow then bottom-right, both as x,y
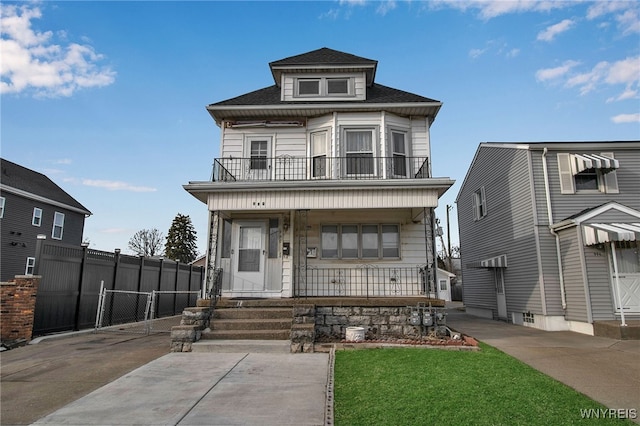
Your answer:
94,282 -> 199,334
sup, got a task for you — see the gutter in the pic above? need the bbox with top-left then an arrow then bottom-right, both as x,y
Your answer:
542,148 -> 567,310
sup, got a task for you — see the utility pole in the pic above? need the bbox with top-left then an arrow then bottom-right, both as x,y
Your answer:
446,204 -> 453,271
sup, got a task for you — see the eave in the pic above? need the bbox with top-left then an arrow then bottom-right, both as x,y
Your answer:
206,102 -> 442,127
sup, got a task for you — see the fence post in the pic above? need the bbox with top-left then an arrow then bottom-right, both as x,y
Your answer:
74,242 -> 90,331
173,261 -> 179,315
33,234 -> 47,275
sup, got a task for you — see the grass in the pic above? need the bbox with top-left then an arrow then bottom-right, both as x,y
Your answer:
333,344 -> 634,426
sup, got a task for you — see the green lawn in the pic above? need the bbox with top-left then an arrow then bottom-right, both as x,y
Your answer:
333,344 -> 634,425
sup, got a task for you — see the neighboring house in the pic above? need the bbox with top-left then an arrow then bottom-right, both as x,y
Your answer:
0,158 -> 91,281
185,48 -> 454,298
436,268 -> 456,302
456,142 -> 640,335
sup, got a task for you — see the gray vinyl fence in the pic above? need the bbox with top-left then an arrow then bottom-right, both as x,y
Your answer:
32,238 -> 204,336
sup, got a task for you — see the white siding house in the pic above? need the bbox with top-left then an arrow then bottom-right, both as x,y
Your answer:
185,48 -> 454,299
456,142 -> 640,336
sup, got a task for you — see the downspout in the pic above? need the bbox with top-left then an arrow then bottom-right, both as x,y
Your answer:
542,148 -> 567,310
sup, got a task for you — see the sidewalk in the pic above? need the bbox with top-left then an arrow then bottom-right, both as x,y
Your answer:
446,302 -> 640,417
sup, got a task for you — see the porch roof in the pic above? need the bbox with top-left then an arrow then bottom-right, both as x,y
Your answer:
583,223 -> 640,246
183,178 -> 454,209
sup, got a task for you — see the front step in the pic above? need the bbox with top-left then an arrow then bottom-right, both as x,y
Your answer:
192,339 -> 291,353
202,307 -> 293,341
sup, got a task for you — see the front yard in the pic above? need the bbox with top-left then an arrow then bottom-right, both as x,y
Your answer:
334,344 -> 634,425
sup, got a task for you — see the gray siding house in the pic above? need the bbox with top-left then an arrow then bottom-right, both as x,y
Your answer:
456,142 -> 640,335
0,158 -> 92,281
185,48 -> 454,299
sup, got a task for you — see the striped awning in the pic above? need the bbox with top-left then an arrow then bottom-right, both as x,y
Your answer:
571,153 -> 619,174
469,254 -> 508,268
583,223 -> 640,246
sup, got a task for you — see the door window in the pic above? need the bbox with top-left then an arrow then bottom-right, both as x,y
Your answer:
238,226 -> 261,272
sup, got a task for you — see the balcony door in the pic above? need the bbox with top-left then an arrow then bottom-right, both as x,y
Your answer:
310,131 -> 328,178
245,137 -> 271,180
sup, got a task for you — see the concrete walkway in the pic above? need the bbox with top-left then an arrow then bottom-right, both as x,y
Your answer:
446,303 -> 640,418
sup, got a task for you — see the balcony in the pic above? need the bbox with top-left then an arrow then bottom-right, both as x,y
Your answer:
212,156 -> 429,182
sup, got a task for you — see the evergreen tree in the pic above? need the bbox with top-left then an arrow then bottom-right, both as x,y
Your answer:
165,213 -> 198,263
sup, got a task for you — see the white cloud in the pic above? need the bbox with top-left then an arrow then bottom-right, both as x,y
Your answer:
611,113 -> 640,124
0,4 -> 115,97
587,1 -> 640,35
535,60 -> 580,82
429,0 -> 566,20
469,48 -> 486,59
82,179 -> 157,192
537,19 -> 575,42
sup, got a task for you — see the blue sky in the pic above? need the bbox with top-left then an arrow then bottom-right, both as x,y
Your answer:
2,1 -> 639,257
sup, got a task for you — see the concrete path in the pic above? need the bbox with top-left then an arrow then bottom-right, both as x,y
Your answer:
31,352 -> 330,426
446,303 -> 640,419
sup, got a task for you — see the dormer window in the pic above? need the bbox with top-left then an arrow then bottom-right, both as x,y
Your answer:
295,77 -> 353,98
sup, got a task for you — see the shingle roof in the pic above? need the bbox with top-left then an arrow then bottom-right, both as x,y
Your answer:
269,47 -> 377,67
209,82 -> 439,107
0,158 -> 91,215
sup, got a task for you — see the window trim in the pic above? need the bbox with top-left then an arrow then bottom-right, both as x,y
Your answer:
320,223 -> 400,260
0,196 -> 5,219
25,257 -> 36,275
295,76 -> 354,98
342,127 -> 378,177
472,186 -> 487,221
389,129 -> 410,178
32,207 -> 42,226
52,212 -> 65,240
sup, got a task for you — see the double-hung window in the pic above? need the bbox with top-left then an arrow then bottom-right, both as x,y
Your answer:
390,131 -> 408,177
472,187 -> 487,221
344,129 -> 374,176
321,224 -> 400,259
52,212 -> 65,240
32,208 -> 42,226
25,257 -> 35,275
311,131 -> 328,178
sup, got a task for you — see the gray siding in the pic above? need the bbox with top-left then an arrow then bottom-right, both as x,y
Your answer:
586,245 -> 615,321
458,146 -> 541,315
0,191 -> 86,281
558,228 -> 589,322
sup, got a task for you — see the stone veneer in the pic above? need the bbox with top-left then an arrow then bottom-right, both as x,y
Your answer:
170,306 -> 211,352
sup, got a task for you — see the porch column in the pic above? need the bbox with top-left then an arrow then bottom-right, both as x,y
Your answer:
205,210 -> 220,298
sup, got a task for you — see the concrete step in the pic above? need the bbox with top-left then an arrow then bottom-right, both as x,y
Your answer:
201,329 -> 291,340
192,339 -> 291,353
213,318 -> 292,331
593,320 -> 640,340
213,307 -> 292,320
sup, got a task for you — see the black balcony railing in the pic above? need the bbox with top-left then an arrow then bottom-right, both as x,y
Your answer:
298,265 -> 429,297
212,156 -> 429,182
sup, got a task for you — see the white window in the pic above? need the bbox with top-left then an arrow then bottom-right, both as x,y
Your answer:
472,187 -> 487,221
557,152 -> 619,194
25,257 -> 36,275
321,224 -> 400,259
295,77 -> 353,98
0,197 -> 5,218
52,212 -> 65,240
311,131 -> 328,178
250,140 -> 268,170
344,129 -> 375,176
327,78 -> 349,95
390,131 -> 408,177
32,208 -> 42,226
298,79 -> 320,96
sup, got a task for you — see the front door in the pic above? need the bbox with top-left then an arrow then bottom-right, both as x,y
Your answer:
495,268 -> 508,320
611,243 -> 640,314
231,221 -> 266,293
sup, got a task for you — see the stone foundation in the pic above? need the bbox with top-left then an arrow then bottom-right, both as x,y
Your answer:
315,306 -> 422,341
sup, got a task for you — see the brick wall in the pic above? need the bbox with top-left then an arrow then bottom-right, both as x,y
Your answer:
1,276 -> 41,343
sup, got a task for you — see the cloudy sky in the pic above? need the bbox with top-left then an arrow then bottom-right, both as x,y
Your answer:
2,0 -> 638,256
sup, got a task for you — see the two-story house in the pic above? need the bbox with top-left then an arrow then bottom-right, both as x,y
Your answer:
0,158 -> 92,281
185,48 -> 454,299
456,142 -> 640,336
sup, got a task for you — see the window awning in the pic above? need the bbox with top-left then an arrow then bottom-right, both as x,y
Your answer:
571,153 -> 619,174
583,223 -> 640,246
468,254 -> 508,268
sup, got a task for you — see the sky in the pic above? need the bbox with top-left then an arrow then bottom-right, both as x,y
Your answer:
2,0 -> 639,258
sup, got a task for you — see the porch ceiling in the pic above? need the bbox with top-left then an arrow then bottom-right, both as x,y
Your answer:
183,178 -> 454,210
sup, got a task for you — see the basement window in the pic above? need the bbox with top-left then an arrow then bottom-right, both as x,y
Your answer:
523,312 -> 535,324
